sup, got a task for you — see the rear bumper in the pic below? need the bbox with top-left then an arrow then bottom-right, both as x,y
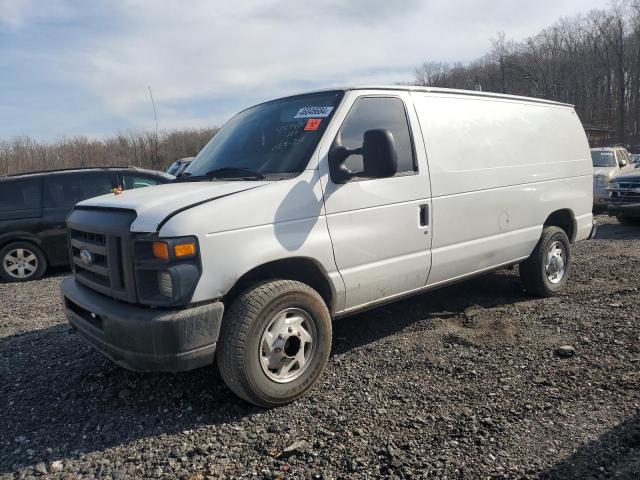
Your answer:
608,202 -> 640,218
61,276 -> 224,372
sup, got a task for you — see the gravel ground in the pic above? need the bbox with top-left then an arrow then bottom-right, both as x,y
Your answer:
1,214 -> 639,480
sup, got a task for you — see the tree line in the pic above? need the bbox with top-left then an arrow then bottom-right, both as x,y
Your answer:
414,1 -> 640,146
0,127 -> 218,176
3,2 -> 639,176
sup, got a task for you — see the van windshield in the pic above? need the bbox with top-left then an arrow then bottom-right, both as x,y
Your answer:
183,91 -> 343,180
591,151 -> 616,168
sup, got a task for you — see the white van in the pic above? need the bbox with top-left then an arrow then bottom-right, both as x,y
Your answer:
61,87 -> 595,407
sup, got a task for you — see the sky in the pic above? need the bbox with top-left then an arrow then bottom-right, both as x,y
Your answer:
0,0 -> 609,140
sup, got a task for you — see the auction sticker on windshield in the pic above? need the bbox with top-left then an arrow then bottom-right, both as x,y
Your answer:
304,118 -> 322,131
294,106 -> 334,118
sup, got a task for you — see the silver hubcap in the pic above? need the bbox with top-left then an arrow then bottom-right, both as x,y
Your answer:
545,241 -> 566,284
3,248 -> 38,279
259,308 -> 316,383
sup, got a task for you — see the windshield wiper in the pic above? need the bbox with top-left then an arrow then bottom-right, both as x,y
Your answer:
172,167 -> 266,182
204,167 -> 265,180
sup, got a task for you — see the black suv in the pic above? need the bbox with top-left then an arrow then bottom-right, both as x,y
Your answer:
0,167 -> 173,282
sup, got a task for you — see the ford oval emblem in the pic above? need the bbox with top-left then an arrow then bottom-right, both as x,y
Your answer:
79,248 -> 94,266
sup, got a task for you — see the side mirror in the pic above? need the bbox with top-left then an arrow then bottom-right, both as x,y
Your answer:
328,129 -> 398,184
620,160 -> 628,167
328,145 -> 355,184
362,129 -> 398,178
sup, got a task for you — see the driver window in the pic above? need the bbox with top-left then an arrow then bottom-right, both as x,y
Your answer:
336,97 -> 416,175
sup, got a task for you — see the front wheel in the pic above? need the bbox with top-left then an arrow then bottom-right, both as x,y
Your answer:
217,280 -> 332,407
519,226 -> 571,297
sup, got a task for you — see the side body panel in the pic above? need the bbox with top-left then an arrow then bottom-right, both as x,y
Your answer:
412,92 -> 593,286
159,169 -> 345,309
41,172 -> 119,266
318,90 -> 432,311
0,178 -> 44,252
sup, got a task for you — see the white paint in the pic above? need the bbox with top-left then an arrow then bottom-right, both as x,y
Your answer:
411,91 -> 592,287
78,86 -> 593,315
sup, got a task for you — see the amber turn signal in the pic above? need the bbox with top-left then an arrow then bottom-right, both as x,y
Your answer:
174,242 -> 197,257
152,242 -> 170,260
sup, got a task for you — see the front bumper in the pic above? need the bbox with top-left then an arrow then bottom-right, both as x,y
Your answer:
593,189 -> 610,205
61,277 -> 224,372
608,202 -> 640,218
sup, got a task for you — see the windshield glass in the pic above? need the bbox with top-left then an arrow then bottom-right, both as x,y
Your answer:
185,91 -> 344,179
591,151 -> 616,168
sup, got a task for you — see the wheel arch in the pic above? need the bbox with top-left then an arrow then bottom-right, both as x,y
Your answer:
544,209 -> 576,242
222,257 -> 336,314
0,231 -> 42,247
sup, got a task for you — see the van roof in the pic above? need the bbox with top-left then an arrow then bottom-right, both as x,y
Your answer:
298,85 -> 574,108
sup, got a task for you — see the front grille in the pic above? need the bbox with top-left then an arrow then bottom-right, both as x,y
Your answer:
610,184 -> 640,205
67,207 -> 137,303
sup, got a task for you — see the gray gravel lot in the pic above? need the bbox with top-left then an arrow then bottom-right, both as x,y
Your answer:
1,214 -> 639,479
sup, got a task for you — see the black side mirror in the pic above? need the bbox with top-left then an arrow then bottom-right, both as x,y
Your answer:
328,145 -> 355,184
362,129 -> 398,178
328,129 -> 398,184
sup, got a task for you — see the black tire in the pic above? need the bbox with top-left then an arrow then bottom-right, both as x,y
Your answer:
0,241 -> 47,282
616,214 -> 640,226
217,280 -> 332,407
519,226 -> 571,297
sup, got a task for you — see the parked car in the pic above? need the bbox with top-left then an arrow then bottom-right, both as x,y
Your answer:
166,157 -> 193,176
608,169 -> 640,225
0,167 -> 173,282
61,86 -> 594,407
591,146 -> 635,207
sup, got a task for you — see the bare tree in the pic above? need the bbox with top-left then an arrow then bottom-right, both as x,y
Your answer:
0,127 -> 218,176
413,3 -> 640,145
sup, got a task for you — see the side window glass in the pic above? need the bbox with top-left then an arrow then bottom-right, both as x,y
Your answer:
336,97 -> 415,175
122,174 -> 159,189
0,179 -> 41,211
625,151 -> 633,164
44,174 -> 116,207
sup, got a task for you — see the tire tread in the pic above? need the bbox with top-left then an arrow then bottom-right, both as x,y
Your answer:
217,280 -> 329,407
519,226 -> 570,297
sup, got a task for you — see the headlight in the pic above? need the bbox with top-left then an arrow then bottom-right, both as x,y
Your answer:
152,239 -> 197,261
133,236 -> 201,306
157,270 -> 173,297
595,175 -> 609,187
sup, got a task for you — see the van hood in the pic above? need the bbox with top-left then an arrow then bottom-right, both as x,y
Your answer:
76,180 -> 269,232
613,170 -> 640,183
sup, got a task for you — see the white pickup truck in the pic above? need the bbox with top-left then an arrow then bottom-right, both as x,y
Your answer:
61,86 -> 595,407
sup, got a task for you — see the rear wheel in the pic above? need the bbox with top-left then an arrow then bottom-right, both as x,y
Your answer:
217,280 -> 332,407
519,226 -> 571,297
0,242 -> 47,282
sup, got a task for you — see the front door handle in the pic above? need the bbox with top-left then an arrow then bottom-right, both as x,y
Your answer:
419,204 -> 429,227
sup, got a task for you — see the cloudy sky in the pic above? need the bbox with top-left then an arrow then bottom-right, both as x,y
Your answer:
0,0 -> 608,140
